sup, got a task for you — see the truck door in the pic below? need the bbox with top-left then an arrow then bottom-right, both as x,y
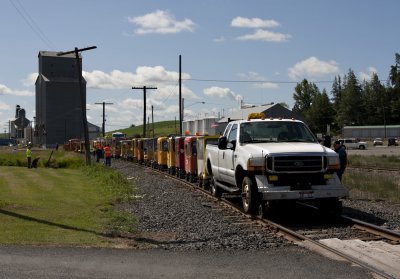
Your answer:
219,124 -> 237,185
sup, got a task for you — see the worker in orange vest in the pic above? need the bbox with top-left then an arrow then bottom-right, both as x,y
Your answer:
103,144 -> 112,166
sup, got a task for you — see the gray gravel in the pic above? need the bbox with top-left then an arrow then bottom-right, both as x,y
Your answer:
343,198 -> 400,232
113,160 -> 289,251
112,160 -> 400,251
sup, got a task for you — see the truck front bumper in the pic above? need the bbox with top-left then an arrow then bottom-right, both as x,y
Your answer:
255,175 -> 349,201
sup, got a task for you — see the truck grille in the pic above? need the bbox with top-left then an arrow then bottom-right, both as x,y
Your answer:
267,156 -> 325,173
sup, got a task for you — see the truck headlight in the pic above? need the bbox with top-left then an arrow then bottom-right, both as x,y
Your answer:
327,156 -> 340,170
247,157 -> 265,171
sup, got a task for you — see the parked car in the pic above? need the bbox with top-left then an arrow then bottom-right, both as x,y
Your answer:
388,137 -> 399,146
338,138 -> 368,150
373,138 -> 383,146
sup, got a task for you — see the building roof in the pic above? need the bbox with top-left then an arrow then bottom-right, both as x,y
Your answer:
38,50 -> 79,58
218,103 -> 302,123
343,125 -> 400,129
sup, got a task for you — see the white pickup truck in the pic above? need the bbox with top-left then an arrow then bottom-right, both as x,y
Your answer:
206,113 -> 348,216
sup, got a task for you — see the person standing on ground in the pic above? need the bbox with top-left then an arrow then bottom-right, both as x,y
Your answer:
333,140 -> 347,181
103,144 -> 112,167
95,145 -> 103,163
26,144 -> 32,168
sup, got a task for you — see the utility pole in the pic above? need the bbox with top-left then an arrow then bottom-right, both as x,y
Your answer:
58,46 -> 97,165
94,101 -> 113,137
151,105 -> 155,139
179,55 -> 182,136
132,86 -> 157,138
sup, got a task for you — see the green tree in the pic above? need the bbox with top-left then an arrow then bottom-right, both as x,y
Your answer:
331,75 -> 343,113
361,73 -> 387,125
388,53 -> 400,89
292,79 -> 319,124
387,53 -> 400,123
308,89 -> 335,133
338,69 -> 364,127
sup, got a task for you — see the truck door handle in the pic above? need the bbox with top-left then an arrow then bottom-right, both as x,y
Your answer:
234,154 -> 237,158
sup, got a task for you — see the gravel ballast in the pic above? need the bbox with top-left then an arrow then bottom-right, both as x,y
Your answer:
113,160 -> 289,251
112,160 -> 400,251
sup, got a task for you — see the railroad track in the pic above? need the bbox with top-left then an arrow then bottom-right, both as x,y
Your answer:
114,159 -> 400,278
347,165 -> 400,173
128,160 -> 400,279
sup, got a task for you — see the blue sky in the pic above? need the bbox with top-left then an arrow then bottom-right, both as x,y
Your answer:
1,0 -> 399,133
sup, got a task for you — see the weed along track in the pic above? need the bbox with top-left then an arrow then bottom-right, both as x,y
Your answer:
112,159 -> 400,278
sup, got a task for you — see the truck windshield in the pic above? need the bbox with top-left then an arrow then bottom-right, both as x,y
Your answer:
240,121 -> 317,143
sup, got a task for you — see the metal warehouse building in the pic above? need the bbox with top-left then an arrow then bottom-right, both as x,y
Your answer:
343,125 -> 400,139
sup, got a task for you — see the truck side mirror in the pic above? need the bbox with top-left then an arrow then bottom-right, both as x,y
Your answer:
227,139 -> 236,150
218,136 -> 228,149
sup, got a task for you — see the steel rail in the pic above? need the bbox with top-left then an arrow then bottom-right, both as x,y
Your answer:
259,217 -> 397,279
347,166 -> 400,172
341,214 -> 400,244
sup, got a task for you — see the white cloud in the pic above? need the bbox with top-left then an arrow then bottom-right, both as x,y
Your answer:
22,73 -> 38,87
236,29 -> 291,42
81,66 -> 199,128
288,57 -> 339,80
254,82 -> 279,89
359,67 -> 378,81
237,72 -> 279,89
0,101 -> 10,111
83,66 -> 190,90
119,98 -> 144,110
128,10 -> 196,34
231,17 -> 280,29
203,86 -> 242,101
213,36 -> 225,43
0,84 -> 34,96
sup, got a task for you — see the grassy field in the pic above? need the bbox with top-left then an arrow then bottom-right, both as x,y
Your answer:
0,151 -> 137,247
348,154 -> 400,169
343,170 -> 400,202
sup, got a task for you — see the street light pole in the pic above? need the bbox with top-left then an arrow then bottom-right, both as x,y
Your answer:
182,99 -> 205,134
182,99 -> 205,121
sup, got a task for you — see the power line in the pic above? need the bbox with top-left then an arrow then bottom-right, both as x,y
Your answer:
183,78 -> 334,84
9,0 -> 57,49
184,77 -> 391,84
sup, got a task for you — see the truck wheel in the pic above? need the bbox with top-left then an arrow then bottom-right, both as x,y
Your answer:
210,177 -> 222,198
259,203 -> 267,218
242,176 -> 258,214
